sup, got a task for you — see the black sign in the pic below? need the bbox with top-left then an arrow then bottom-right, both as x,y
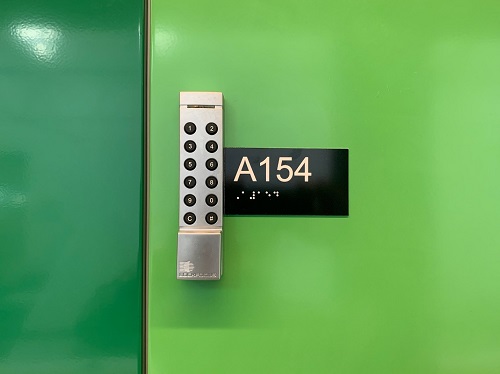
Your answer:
224,148 -> 348,216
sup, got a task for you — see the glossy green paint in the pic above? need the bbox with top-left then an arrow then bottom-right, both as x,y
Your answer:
0,1 -> 145,373
149,1 -> 500,373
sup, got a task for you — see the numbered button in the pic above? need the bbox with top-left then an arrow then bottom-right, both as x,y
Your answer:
184,194 -> 196,207
206,158 -> 218,171
184,176 -> 196,188
206,194 -> 218,207
184,140 -> 196,153
184,158 -> 196,171
184,122 -> 196,135
206,141 -> 218,153
206,122 -> 218,135
205,212 -> 218,225
184,212 -> 196,225
206,176 -> 218,189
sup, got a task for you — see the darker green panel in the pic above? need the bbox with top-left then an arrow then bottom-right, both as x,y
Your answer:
0,1 -> 144,373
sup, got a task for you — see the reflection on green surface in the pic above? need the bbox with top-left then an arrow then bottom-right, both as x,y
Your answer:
0,0 -> 144,373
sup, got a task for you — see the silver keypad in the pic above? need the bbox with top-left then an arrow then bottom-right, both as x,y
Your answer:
177,92 -> 223,280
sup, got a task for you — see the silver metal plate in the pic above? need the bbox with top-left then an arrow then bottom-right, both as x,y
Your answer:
177,230 -> 222,280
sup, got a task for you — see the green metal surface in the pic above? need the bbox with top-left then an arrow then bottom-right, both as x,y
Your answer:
0,1 -> 145,373
149,1 -> 500,373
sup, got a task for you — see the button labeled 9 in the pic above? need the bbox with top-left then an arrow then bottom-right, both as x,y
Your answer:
184,194 -> 196,207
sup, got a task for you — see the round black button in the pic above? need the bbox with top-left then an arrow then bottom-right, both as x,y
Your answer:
184,140 -> 196,153
206,122 -> 218,135
184,194 -> 196,207
184,158 -> 196,171
184,122 -> 196,135
206,194 -> 218,207
206,141 -> 218,153
205,212 -> 218,225
206,158 -> 218,171
184,212 -> 196,225
205,176 -> 218,189
184,176 -> 196,189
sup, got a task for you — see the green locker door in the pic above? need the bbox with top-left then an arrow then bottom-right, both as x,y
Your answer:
148,1 -> 500,373
0,1 -> 145,373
